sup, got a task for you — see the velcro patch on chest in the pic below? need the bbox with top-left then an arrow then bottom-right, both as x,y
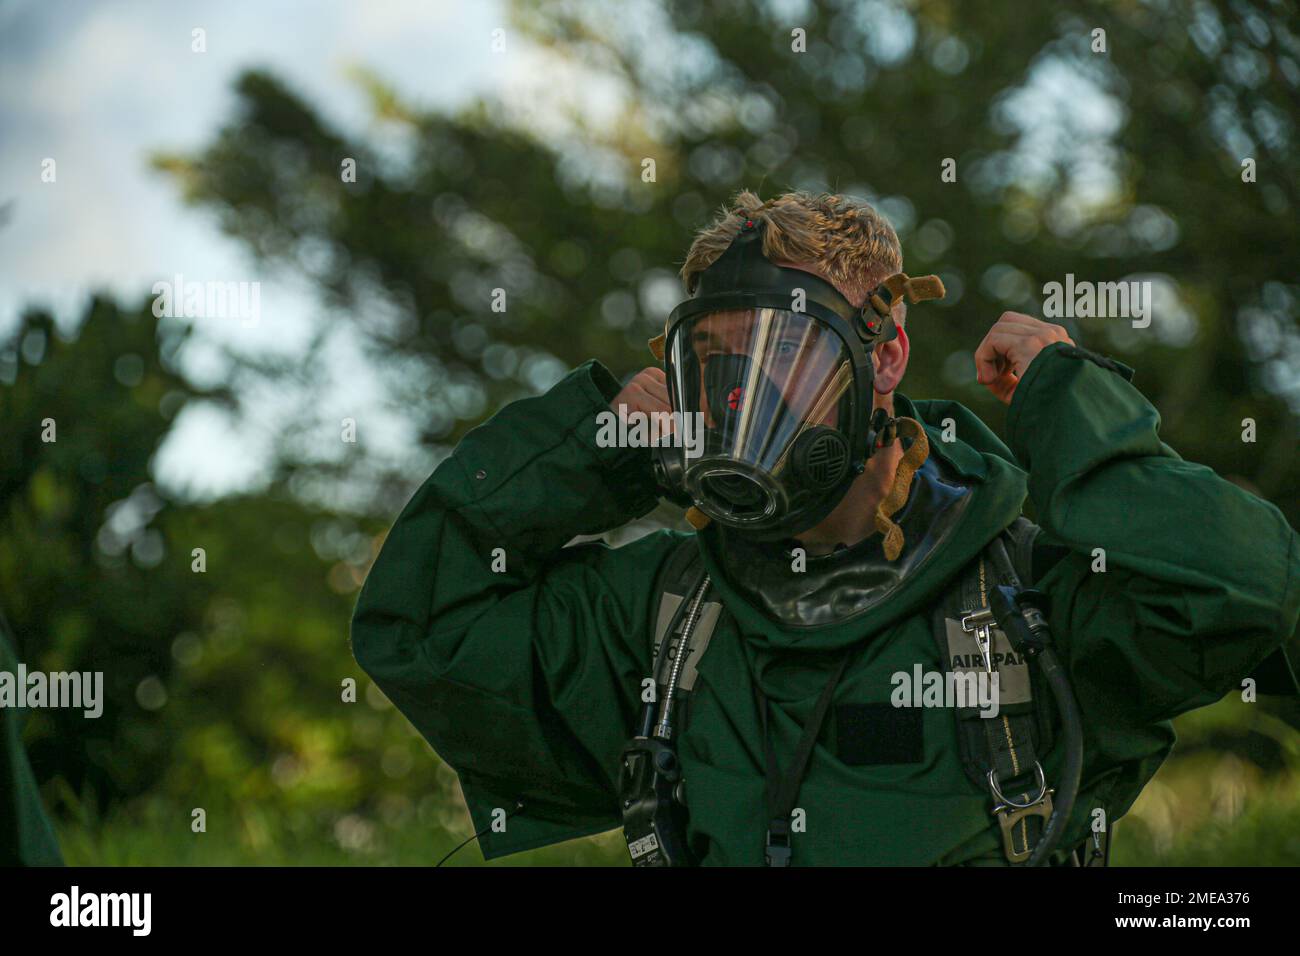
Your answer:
835,703 -> 924,766
942,618 -> 1031,706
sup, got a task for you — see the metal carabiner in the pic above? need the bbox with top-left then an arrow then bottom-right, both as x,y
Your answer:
960,607 -> 997,675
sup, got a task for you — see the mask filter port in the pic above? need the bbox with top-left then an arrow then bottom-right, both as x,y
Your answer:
791,426 -> 850,492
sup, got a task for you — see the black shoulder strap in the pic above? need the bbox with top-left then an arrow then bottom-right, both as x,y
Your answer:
932,524 -> 1058,862
1002,516 -> 1040,585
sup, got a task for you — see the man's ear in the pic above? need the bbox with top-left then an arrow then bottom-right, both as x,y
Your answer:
872,323 -> 909,394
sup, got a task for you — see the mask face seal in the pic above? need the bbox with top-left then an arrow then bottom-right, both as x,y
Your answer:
652,216 -> 945,542
667,308 -> 857,537
651,218 -> 882,540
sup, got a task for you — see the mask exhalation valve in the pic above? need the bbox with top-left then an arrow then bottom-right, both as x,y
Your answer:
791,426 -> 850,492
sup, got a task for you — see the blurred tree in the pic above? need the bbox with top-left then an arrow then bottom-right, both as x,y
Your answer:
0,299 -> 213,802
0,302 -> 448,856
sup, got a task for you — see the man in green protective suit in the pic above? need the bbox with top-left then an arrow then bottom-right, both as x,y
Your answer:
351,190 -> 1300,866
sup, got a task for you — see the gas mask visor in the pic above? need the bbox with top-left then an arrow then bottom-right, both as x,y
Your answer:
665,306 -> 858,538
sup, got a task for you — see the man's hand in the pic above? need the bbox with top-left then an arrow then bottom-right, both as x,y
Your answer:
974,311 -> 1074,405
611,366 -> 672,423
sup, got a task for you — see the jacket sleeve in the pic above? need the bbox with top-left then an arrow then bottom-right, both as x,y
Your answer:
350,360 -> 666,859
1005,343 -> 1300,730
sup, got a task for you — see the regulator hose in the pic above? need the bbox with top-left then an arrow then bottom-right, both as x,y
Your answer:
1025,643 -> 1084,866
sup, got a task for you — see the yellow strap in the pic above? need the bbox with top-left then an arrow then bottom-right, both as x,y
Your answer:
868,272 -> 946,319
873,417 -> 930,561
684,506 -> 711,530
648,332 -> 666,361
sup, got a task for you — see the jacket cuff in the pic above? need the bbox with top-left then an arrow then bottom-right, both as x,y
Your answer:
1053,343 -> 1134,382
570,360 -> 660,496
1006,341 -> 1161,478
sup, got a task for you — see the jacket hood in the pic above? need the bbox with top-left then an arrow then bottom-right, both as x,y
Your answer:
695,391 -> 1028,652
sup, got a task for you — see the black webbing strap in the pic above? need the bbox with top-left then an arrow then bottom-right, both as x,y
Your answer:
961,563 -> 1042,786
940,532 -> 1055,863
753,652 -> 851,866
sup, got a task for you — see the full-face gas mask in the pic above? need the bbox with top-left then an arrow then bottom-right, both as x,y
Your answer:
649,217 -> 944,542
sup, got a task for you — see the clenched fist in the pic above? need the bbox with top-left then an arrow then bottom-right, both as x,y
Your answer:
611,366 -> 672,421
974,312 -> 1074,404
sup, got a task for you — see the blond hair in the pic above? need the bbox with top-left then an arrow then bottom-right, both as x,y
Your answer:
679,190 -> 904,315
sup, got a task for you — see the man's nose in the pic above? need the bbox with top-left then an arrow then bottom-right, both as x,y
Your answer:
719,325 -> 751,353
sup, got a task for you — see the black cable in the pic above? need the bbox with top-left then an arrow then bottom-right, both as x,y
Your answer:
1026,645 -> 1084,866
434,799 -> 525,867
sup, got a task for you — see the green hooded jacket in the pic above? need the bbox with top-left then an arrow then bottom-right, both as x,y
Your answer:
351,342 -> 1300,865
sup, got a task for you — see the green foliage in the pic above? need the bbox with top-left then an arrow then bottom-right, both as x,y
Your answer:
1,301 -> 210,800
1,305 -> 456,858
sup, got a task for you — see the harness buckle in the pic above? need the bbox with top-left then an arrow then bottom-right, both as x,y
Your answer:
989,764 -> 1053,864
992,792 -> 1054,864
765,820 -> 792,867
